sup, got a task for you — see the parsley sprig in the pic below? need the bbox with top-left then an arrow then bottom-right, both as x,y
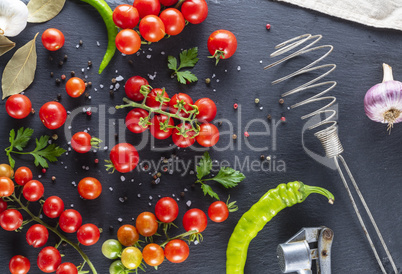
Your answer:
5,127 -> 66,168
168,47 -> 199,84
195,152 -> 245,200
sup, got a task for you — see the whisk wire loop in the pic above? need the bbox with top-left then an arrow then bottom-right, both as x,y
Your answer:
266,34 -> 398,274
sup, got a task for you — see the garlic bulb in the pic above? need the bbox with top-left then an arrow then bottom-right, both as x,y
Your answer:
0,0 -> 28,37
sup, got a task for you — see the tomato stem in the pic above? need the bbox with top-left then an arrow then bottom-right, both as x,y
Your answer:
174,0 -> 186,9
10,194 -> 98,274
160,229 -> 198,247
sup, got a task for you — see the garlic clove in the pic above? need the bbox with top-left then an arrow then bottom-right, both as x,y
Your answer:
0,0 -> 28,37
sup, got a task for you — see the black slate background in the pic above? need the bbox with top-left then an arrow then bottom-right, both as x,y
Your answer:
0,0 -> 402,273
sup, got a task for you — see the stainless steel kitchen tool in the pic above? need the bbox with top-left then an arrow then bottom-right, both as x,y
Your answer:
277,227 -> 334,274
265,34 -> 398,273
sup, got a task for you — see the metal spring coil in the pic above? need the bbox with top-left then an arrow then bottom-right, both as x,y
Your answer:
265,34 -> 398,273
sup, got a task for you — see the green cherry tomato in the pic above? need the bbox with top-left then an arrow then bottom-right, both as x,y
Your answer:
102,239 -> 123,260
109,260 -> 127,274
121,247 -> 142,270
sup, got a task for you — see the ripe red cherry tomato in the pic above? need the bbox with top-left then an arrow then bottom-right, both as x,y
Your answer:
195,98 -> 217,122
59,209 -> 82,233
142,243 -> 164,266
125,76 -> 149,101
117,224 -> 140,246
136,212 -> 158,237
43,196 -> 64,218
159,8 -> 185,36
155,197 -> 179,223
139,15 -> 166,42
169,93 -> 194,118
207,29 -> 237,63
181,0 -> 208,24
56,262 -> 78,274
113,4 -> 140,29
126,108 -> 149,133
65,77 -> 85,98
37,246 -> 62,273
77,224 -> 100,246
182,208 -> 207,233
109,143 -> 139,173
23,180 -> 44,202
6,94 -> 32,119
0,177 -> 14,197
115,29 -> 141,55
77,177 -> 102,200
42,28 -> 65,51
133,0 -> 161,18
164,239 -> 189,263
14,167 -> 33,186
9,255 -> 30,274
0,199 -> 7,214
196,123 -> 220,147
146,88 -> 169,109
172,123 -> 196,148
71,132 -> 92,153
150,114 -> 174,140
0,209 -> 23,231
208,201 -> 229,222
26,224 -> 49,248
39,101 -> 67,129
159,0 -> 178,6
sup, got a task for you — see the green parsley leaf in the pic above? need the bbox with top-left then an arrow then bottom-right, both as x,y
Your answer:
168,47 -> 199,84
178,47 -> 199,69
211,167 -> 246,188
167,55 -> 178,71
176,70 -> 198,84
196,152 -> 212,180
5,127 -> 66,168
12,127 -> 34,151
201,184 -> 220,200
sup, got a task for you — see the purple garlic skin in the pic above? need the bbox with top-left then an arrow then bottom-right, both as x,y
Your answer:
364,80 -> 402,123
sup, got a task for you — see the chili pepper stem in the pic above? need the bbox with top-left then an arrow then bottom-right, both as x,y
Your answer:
301,184 -> 334,204
10,194 -> 98,274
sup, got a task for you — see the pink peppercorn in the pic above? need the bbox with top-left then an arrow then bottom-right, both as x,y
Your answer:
244,132 -> 250,137
266,24 -> 271,30
281,116 -> 286,122
234,103 -> 238,109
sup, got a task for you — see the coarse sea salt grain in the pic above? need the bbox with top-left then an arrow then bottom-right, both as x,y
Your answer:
212,74 -> 216,78
161,51 -> 165,55
137,194 -> 141,198
146,55 -> 152,59
186,200 -> 192,207
118,218 -> 123,222
260,60 -> 263,63
97,41 -> 100,47
237,66 -> 241,71
148,202 -> 152,206
116,75 -> 124,81
149,196 -> 153,200
120,176 -> 126,182
119,197 -> 125,203
76,45 -> 79,49
109,187 -> 113,191
100,84 -> 104,88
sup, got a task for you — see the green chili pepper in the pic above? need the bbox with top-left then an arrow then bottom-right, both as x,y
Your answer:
226,181 -> 334,273
80,0 -> 118,74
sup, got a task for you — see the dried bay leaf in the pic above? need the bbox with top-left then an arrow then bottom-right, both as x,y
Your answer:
0,36 -> 16,57
1,33 -> 39,100
27,0 -> 66,23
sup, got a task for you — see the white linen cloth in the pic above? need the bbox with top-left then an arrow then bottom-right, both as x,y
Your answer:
276,0 -> 402,31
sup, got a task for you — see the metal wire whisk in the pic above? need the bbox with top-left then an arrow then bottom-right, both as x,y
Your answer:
264,34 -> 398,274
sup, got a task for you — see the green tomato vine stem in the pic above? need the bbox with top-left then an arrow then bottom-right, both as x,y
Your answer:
174,0 -> 187,9
8,194 -> 97,274
160,229 -> 199,247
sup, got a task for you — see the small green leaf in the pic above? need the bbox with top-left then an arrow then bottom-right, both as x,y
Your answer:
212,167 -> 246,188
176,71 -> 198,84
201,184 -> 220,200
8,154 -> 15,169
34,136 -> 49,151
13,127 -> 34,151
33,144 -> 66,163
167,56 -> 178,71
196,152 -> 212,180
178,47 -> 199,69
33,154 -> 48,168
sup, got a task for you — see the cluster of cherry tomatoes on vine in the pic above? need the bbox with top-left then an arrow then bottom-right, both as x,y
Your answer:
113,0 -> 208,55
123,75 -> 220,148
0,164 -> 102,274
101,196 -> 233,273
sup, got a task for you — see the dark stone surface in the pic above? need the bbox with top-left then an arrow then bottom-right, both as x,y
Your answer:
0,0 -> 401,273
